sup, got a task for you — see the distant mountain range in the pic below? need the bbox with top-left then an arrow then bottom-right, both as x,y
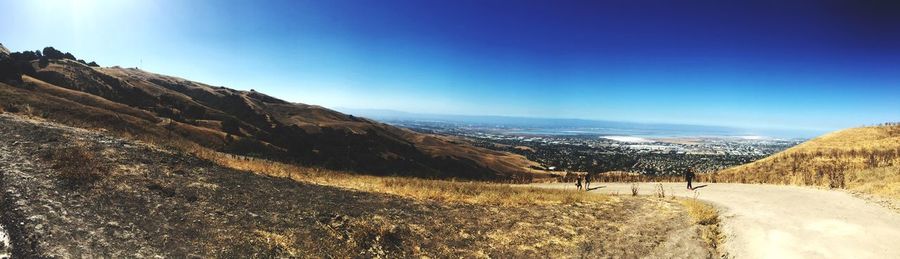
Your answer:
0,44 -> 545,181
337,108 -> 822,139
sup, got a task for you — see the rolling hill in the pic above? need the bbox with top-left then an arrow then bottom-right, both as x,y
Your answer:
709,123 -> 900,200
0,44 -> 546,181
0,113 -> 714,257
0,44 -> 717,258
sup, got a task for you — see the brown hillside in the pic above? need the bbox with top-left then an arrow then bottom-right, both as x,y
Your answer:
0,45 -> 546,181
0,114 -> 713,258
708,124 -> 900,198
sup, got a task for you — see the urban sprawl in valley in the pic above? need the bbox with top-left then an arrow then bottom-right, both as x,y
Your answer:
390,120 -> 802,176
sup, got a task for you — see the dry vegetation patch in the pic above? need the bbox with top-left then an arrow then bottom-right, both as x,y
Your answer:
192,149 -> 719,257
680,199 -> 719,226
679,199 -> 722,254
194,148 -> 608,206
845,166 -> 900,202
703,124 -> 900,205
44,145 -> 107,186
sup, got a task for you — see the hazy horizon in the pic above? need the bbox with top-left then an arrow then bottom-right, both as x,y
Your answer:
2,0 -> 898,133
336,107 -> 826,138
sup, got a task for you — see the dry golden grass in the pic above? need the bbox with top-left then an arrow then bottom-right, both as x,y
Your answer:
679,198 -> 722,252
679,199 -> 718,226
192,148 -> 609,206
654,183 -> 666,198
845,166 -> 900,201
10,66 -> 550,181
45,144 -> 106,185
706,124 -> 900,194
253,230 -> 301,257
9,113 -> 695,258
0,80 -> 592,206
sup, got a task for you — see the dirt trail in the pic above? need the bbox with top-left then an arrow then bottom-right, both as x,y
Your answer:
531,182 -> 900,259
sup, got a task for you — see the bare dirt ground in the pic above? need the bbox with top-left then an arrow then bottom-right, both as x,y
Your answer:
0,114 -> 714,258
0,224 -> 8,259
532,182 -> 900,259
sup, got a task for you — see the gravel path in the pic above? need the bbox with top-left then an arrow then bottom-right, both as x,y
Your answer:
531,182 -> 900,259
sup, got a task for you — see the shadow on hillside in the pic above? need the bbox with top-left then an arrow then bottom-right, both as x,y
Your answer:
691,185 -> 708,190
586,186 -> 606,192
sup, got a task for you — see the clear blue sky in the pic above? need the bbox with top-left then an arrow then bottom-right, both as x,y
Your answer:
1,0 -> 898,132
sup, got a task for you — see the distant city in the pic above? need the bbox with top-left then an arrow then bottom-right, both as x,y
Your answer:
343,109 -> 805,176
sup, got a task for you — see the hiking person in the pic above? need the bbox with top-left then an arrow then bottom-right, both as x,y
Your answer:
575,175 -> 583,191
584,173 -> 591,191
685,168 -> 695,190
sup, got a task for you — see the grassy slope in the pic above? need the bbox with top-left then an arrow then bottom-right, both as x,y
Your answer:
846,166 -> 900,201
707,124 -> 900,200
0,114 -> 713,257
1,55 -> 546,181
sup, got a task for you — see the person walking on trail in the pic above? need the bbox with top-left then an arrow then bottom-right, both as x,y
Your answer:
575,175 -> 583,191
584,173 -> 592,191
685,169 -> 696,190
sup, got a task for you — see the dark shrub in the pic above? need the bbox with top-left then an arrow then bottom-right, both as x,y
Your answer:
17,59 -> 36,76
10,51 -> 39,61
42,47 -> 65,59
39,56 -> 49,68
0,56 -> 19,82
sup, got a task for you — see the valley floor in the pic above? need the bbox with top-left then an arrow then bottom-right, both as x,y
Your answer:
0,114 -> 714,258
532,182 -> 900,259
